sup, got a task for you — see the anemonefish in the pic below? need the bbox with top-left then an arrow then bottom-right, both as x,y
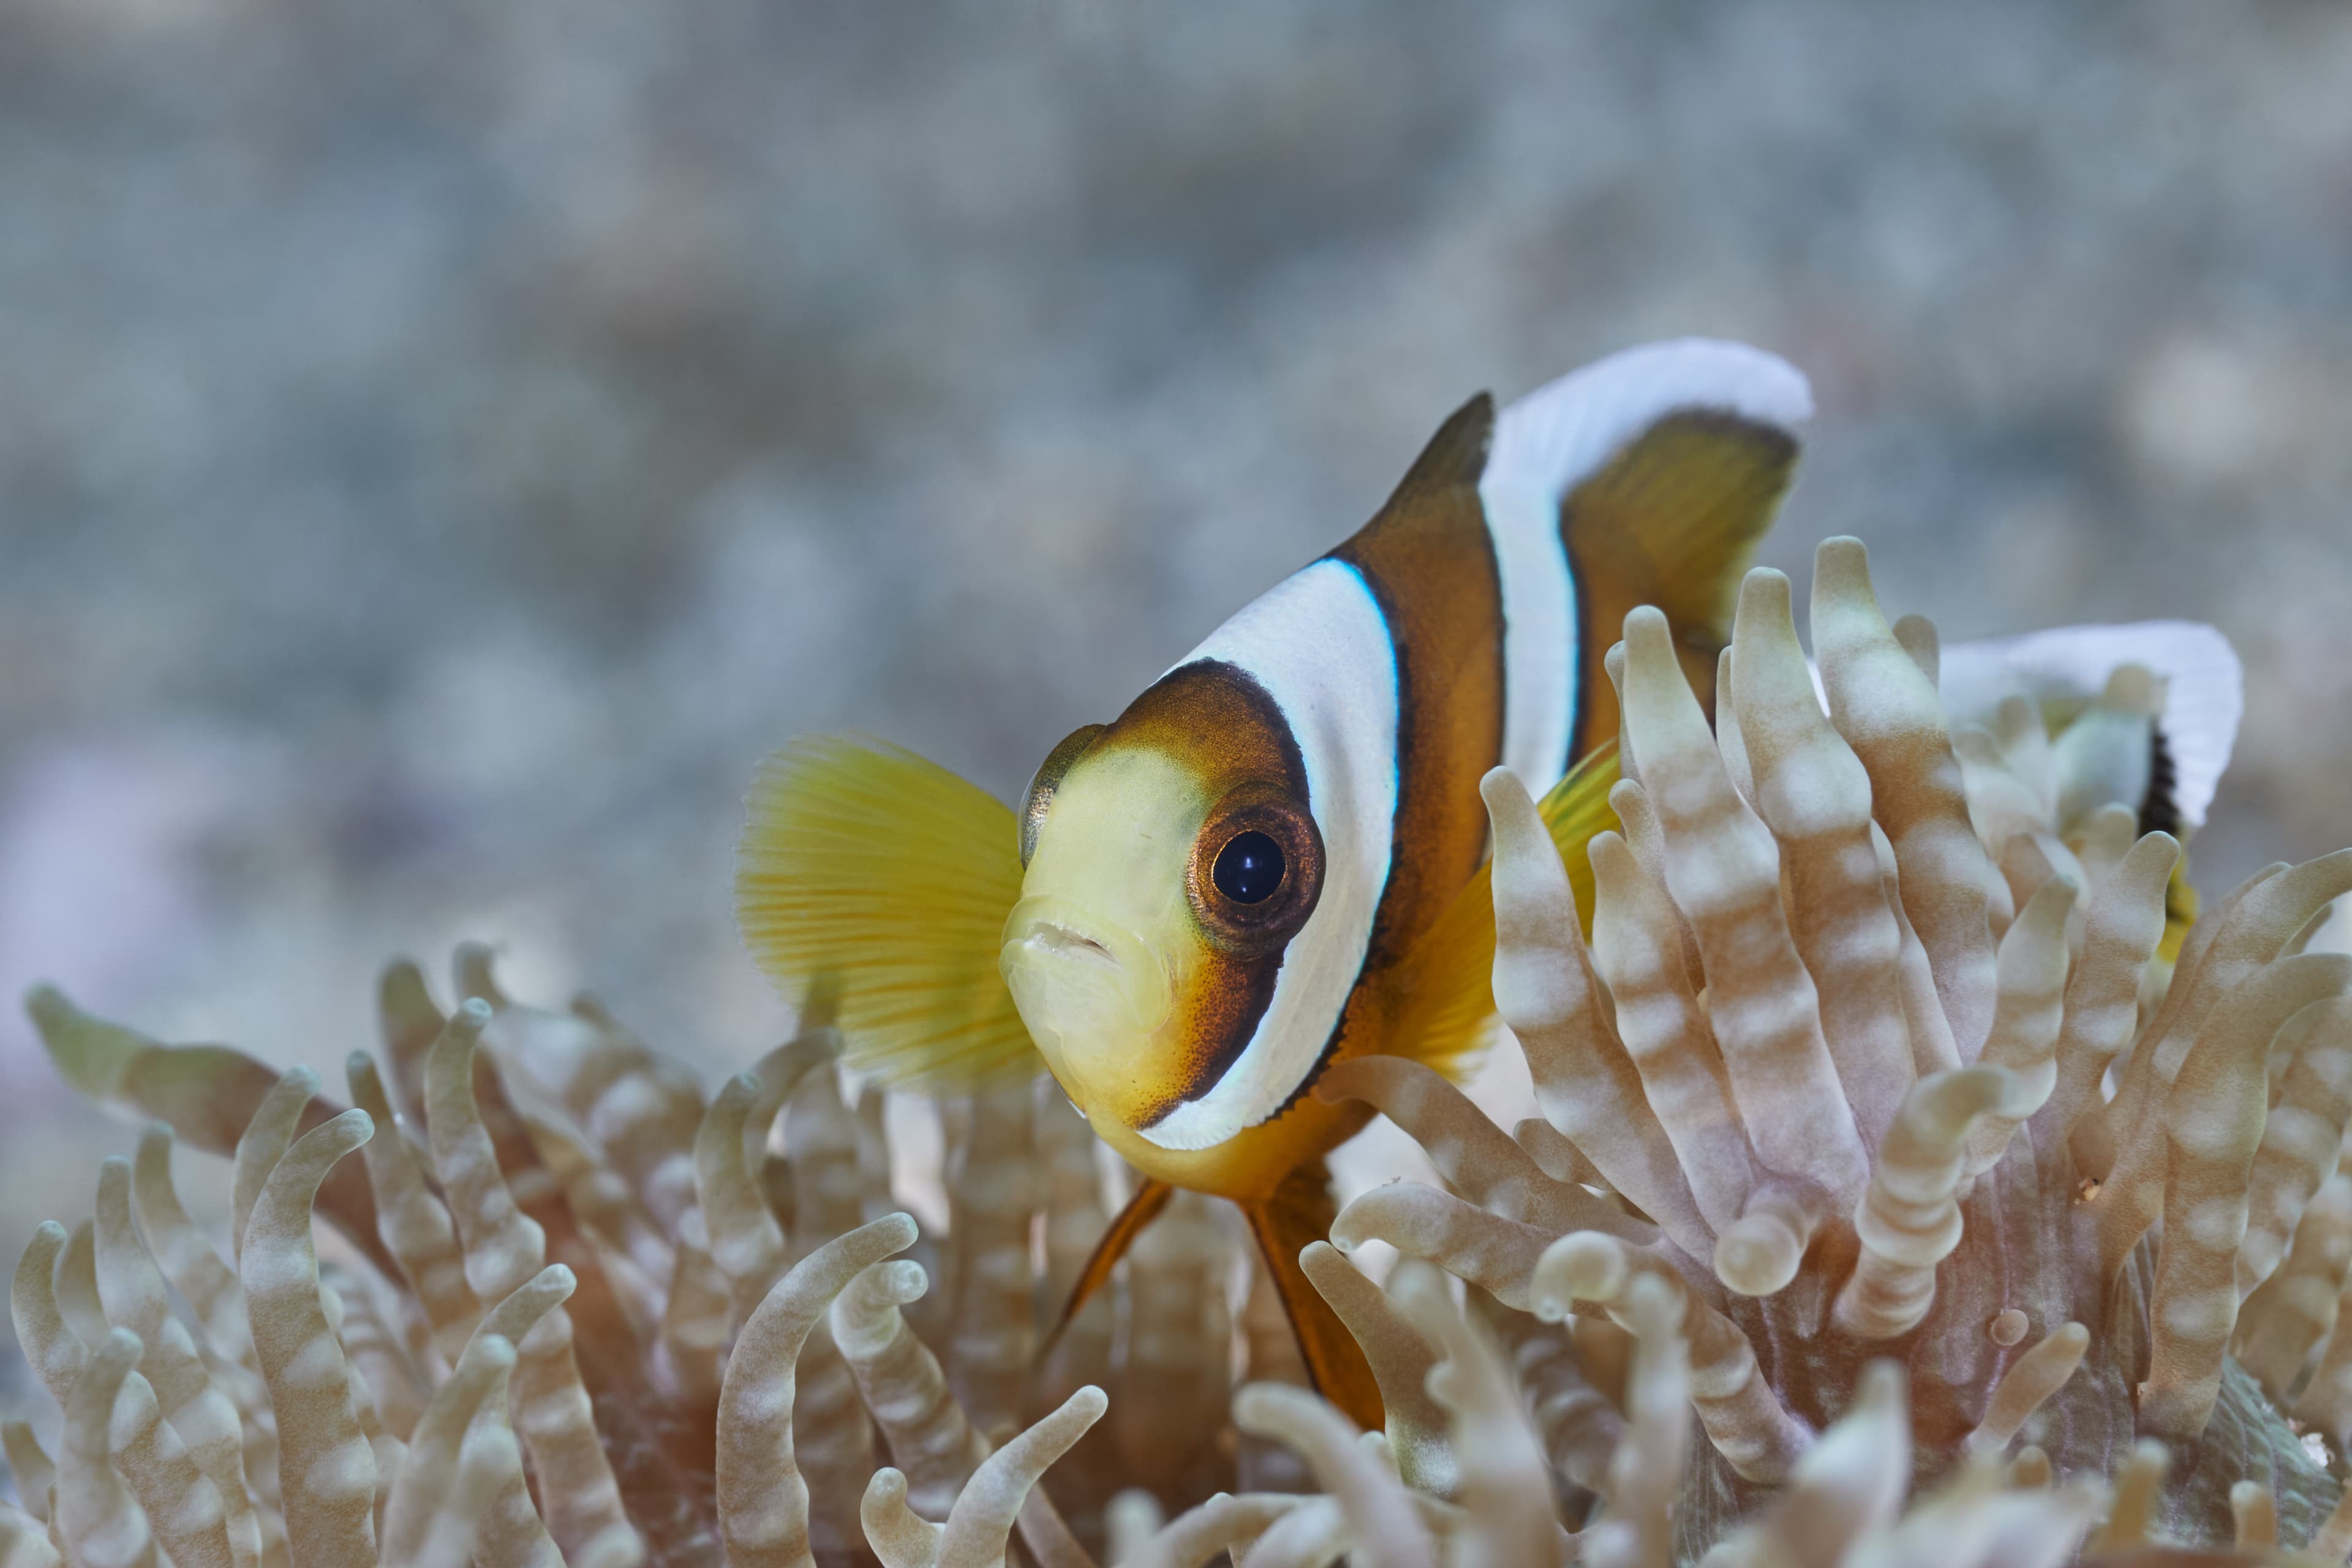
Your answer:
1933,618 -> 2242,957
736,338 -> 1820,1422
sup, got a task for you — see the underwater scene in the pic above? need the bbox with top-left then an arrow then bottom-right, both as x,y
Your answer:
6,6 -> 2352,1566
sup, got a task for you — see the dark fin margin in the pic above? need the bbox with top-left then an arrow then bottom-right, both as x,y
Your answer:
1382,391 -> 1496,505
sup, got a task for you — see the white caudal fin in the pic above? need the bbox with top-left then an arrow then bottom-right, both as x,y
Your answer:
1937,620 -> 2243,831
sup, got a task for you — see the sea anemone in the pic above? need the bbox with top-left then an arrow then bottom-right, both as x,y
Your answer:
7,537 -> 2352,1567
1313,539 -> 2352,1557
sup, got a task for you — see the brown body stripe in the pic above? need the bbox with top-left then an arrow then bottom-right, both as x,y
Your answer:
1304,393 -> 1507,1091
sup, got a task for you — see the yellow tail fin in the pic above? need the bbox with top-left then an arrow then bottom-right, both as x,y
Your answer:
1381,742 -> 1621,1082
1563,413 -> 1801,755
734,734 -> 1037,1087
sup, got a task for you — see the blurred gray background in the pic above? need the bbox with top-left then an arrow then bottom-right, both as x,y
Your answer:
2,1 -> 2350,1261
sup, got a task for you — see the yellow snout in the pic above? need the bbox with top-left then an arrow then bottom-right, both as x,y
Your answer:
1001,894 -> 1176,1132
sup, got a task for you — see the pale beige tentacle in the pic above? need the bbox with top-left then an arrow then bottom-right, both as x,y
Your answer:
89,1157 -> 258,1568
2,1425 -> 55,1527
1385,1267 -> 1558,1568
425,997 -> 633,1560
56,1331 -> 159,1568
1962,875 -> 2076,1178
1811,537 -> 1998,1060
1311,1057 -> 1649,1242
1297,1246 -> 1449,1497
2109,852 -> 2352,1160
1962,1323 -> 2090,1455
129,1126 -> 260,1384
1231,1385 -> 1434,1568
1578,1273 -> 1687,1568
240,1109 -> 380,1568
230,1068 -> 320,1267
1835,1067 -> 2018,1338
829,1256 -> 983,1521
934,1387 -> 1106,1568
860,1468 -> 941,1568
2139,953 -> 2352,1439
2239,997 -> 2352,1297
1330,1185 -> 1552,1311
1713,1181 -> 1827,1298
1621,603 -> 1868,1202
1730,568 -> 1916,1153
379,1332 -> 515,1567
1483,767 -> 1707,1256
1589,829 -> 1751,1231
2237,1172 -> 2352,1397
345,1052 -> 479,1359
717,1214 -> 919,1568
2031,832 -> 2177,1177
1532,1232 -> 1812,1482
0,1505 -> 60,1568
1727,1360 -> 1910,1567
1114,1494 -> 1306,1568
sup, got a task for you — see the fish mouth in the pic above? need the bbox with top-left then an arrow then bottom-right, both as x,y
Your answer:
1021,919 -> 1120,973
1000,895 -> 1172,1118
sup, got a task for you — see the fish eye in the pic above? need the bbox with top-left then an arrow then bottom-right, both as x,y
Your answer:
1185,788 -> 1322,953
1211,831 -> 1285,904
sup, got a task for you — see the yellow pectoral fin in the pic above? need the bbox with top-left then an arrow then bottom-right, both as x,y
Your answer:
1384,743 -> 1621,1084
1535,737 -> 1621,929
734,733 -> 1037,1087
2160,859 -> 2199,965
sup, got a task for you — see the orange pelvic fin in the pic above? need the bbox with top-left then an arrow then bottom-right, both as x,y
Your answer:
1039,1177 -> 1174,1359
1242,1162 -> 1384,1430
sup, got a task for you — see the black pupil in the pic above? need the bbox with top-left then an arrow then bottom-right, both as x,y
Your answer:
1212,831 -> 1286,905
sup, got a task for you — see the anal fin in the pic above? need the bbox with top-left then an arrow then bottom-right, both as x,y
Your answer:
1039,1177 -> 1174,1358
1243,1161 -> 1383,1430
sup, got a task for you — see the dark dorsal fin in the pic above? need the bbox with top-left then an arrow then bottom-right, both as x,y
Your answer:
1384,391 -> 1496,504
1562,409 -> 1800,754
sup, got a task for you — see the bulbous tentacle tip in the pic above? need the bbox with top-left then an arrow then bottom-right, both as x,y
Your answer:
1813,533 -> 1872,580
1735,564 -> 1795,624
1475,764 -> 1525,809
453,941 -> 509,1009
22,981 -> 69,1025
22,985 -> 157,1100
1531,1231 -> 1629,1321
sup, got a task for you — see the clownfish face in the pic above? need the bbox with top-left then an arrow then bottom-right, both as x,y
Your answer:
999,672 -> 1325,1158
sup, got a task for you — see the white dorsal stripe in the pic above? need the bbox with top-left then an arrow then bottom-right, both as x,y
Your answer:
1480,338 -> 1815,790
1938,620 -> 2244,829
1141,559 -> 1400,1151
